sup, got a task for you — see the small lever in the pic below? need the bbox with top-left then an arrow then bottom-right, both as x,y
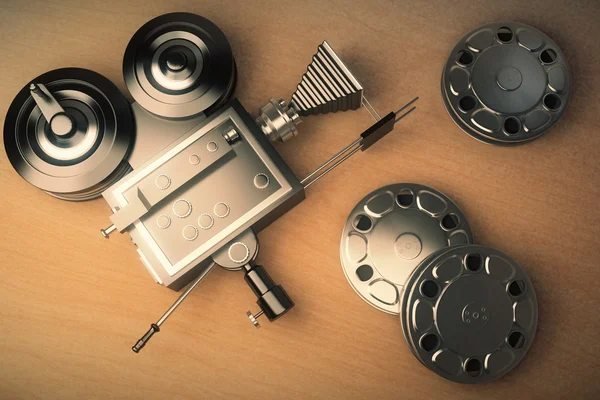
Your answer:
29,83 -> 75,137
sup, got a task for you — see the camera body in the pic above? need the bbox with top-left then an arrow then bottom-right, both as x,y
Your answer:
103,99 -> 305,290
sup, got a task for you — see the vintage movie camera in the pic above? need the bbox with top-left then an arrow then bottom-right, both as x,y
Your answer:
3,12 -> 417,352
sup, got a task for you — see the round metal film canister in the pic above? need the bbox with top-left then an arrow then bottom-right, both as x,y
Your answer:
3,68 -> 134,201
340,184 -> 473,314
400,245 -> 538,384
123,12 -> 237,119
442,21 -> 571,145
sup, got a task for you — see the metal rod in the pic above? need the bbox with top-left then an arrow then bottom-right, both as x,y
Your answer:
302,97 -> 418,189
303,145 -> 362,189
300,137 -> 362,185
362,100 -> 377,122
362,96 -> 381,121
132,262 -> 215,353
394,96 -> 419,115
395,106 -> 417,123
157,263 -> 215,326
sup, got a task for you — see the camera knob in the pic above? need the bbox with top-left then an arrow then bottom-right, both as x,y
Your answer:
243,264 -> 294,327
246,310 -> 264,328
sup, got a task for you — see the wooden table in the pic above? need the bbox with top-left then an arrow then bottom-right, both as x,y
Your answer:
1,1 -> 599,399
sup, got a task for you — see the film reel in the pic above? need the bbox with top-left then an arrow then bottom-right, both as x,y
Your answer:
400,245 -> 538,383
123,12 -> 237,119
340,184 -> 473,314
442,21 -> 571,145
3,68 -> 134,201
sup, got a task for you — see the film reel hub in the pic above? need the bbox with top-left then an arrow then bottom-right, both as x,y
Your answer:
471,45 -> 546,113
340,184 -> 473,314
442,21 -> 571,145
3,68 -> 134,200
400,245 -> 538,383
123,12 -> 236,119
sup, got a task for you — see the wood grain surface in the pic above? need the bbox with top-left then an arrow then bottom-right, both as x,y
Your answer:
1,1 -> 599,399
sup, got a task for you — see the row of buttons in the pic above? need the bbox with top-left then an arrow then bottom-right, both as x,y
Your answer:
170,199 -> 231,220
153,141 -> 220,190
155,199 -> 231,241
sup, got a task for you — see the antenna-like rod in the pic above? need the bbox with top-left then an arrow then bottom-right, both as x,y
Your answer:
301,97 -> 418,189
132,263 -> 215,353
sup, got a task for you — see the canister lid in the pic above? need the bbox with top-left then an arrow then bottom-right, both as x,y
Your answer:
400,245 -> 538,383
442,21 -> 571,145
340,184 -> 473,314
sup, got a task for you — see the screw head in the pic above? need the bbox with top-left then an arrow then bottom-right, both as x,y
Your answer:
246,311 -> 261,328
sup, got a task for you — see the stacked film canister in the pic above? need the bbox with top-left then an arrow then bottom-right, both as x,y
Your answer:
340,183 -> 538,383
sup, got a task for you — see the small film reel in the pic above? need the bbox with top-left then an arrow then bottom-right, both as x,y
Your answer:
123,12 -> 236,119
3,68 -> 134,200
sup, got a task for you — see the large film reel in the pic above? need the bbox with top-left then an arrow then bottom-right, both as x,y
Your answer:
3,68 -> 134,201
340,184 -> 473,314
442,21 -> 571,145
400,245 -> 538,383
123,12 -> 236,119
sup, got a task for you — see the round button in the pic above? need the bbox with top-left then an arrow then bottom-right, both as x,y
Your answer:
189,154 -> 200,165
228,242 -> 250,264
496,66 -> 523,91
155,174 -> 171,190
198,213 -> 214,230
207,141 -> 218,152
182,225 -> 198,241
214,202 -> 230,218
156,214 -> 171,229
253,173 -> 270,189
173,199 -> 192,218
394,233 -> 422,260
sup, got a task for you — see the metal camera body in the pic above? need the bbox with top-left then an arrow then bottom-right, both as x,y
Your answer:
103,98 -> 305,290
